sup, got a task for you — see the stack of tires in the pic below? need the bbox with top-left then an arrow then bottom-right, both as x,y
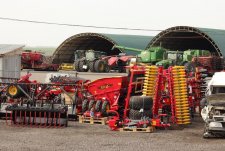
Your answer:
129,96 -> 153,120
81,99 -> 110,117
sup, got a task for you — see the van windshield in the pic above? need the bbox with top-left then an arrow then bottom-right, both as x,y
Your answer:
212,87 -> 225,94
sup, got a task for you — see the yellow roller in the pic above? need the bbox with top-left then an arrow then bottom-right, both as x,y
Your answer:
175,110 -> 190,114
174,96 -> 188,99
175,104 -> 189,108
177,118 -> 191,122
173,81 -> 187,84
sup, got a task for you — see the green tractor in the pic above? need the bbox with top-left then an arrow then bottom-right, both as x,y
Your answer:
155,51 -> 184,68
112,45 -> 212,72
156,49 -> 211,70
112,45 -> 166,64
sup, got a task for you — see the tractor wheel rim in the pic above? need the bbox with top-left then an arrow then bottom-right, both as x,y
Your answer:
99,64 -> 104,71
106,104 -> 110,112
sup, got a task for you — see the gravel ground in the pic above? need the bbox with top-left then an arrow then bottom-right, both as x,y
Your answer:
0,117 -> 225,151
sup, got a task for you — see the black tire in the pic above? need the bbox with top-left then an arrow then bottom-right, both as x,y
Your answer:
95,100 -> 102,112
104,64 -> 110,73
185,62 -> 196,73
79,60 -> 89,72
129,109 -> 152,120
88,100 -> 95,111
74,60 -> 80,71
82,99 -> 89,113
94,60 -> 106,73
129,96 -> 153,110
101,101 -> 110,116
89,61 -> 95,72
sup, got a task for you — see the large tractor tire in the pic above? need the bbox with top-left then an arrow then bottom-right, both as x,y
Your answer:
88,100 -> 96,111
95,100 -> 102,112
94,60 -> 106,73
82,99 -> 89,113
104,64 -> 110,73
74,60 -> 80,71
101,101 -> 110,116
79,60 -> 89,72
129,109 -> 152,120
129,96 -> 153,110
89,61 -> 95,72
7,85 -> 25,98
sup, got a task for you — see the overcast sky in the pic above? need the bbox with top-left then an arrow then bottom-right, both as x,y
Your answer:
0,0 -> 225,47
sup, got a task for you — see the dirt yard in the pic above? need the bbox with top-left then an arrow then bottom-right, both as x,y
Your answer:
0,116 -> 225,151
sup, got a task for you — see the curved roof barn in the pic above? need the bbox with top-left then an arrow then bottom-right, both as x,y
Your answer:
52,33 -> 153,63
147,26 -> 225,56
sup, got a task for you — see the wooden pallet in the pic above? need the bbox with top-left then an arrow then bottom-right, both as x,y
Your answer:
119,126 -> 155,133
78,115 -> 107,125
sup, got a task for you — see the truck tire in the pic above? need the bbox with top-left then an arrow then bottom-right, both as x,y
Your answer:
88,100 -> 95,111
129,96 -> 153,110
89,61 -> 95,72
94,60 -> 106,73
74,60 -> 80,71
95,100 -> 102,112
82,99 -> 89,113
101,101 -> 110,116
129,109 -> 152,120
79,60 -> 89,72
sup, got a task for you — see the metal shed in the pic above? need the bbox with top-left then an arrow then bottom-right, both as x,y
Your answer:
147,26 -> 225,56
0,44 -> 24,79
52,33 -> 153,64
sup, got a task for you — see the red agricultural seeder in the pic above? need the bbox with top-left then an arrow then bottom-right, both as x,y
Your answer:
79,66 -> 145,120
0,74 -> 89,127
107,65 -> 205,131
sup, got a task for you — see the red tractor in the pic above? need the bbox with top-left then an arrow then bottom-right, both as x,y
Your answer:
21,50 -> 59,71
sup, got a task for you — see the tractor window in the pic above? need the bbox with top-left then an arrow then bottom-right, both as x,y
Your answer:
212,87 -> 225,94
75,51 -> 85,60
167,53 -> 183,60
86,51 -> 95,60
167,54 -> 176,60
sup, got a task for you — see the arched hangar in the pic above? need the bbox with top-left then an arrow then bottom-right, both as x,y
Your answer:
52,33 -> 153,64
147,26 -> 225,56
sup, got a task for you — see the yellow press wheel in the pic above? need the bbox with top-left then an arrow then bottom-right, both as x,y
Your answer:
7,85 -> 24,98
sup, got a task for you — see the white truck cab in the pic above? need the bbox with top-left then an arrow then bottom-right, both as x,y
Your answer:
206,72 -> 225,96
202,72 -> 225,138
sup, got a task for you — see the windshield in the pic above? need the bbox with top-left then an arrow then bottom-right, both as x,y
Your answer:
167,53 -> 183,60
212,87 -> 225,94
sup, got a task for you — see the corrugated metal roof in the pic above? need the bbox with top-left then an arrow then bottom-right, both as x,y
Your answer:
199,28 -> 225,56
0,44 -> 25,55
148,26 -> 225,57
52,33 -> 153,63
103,34 -> 153,54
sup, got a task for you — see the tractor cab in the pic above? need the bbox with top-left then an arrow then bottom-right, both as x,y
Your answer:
156,51 -> 183,68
